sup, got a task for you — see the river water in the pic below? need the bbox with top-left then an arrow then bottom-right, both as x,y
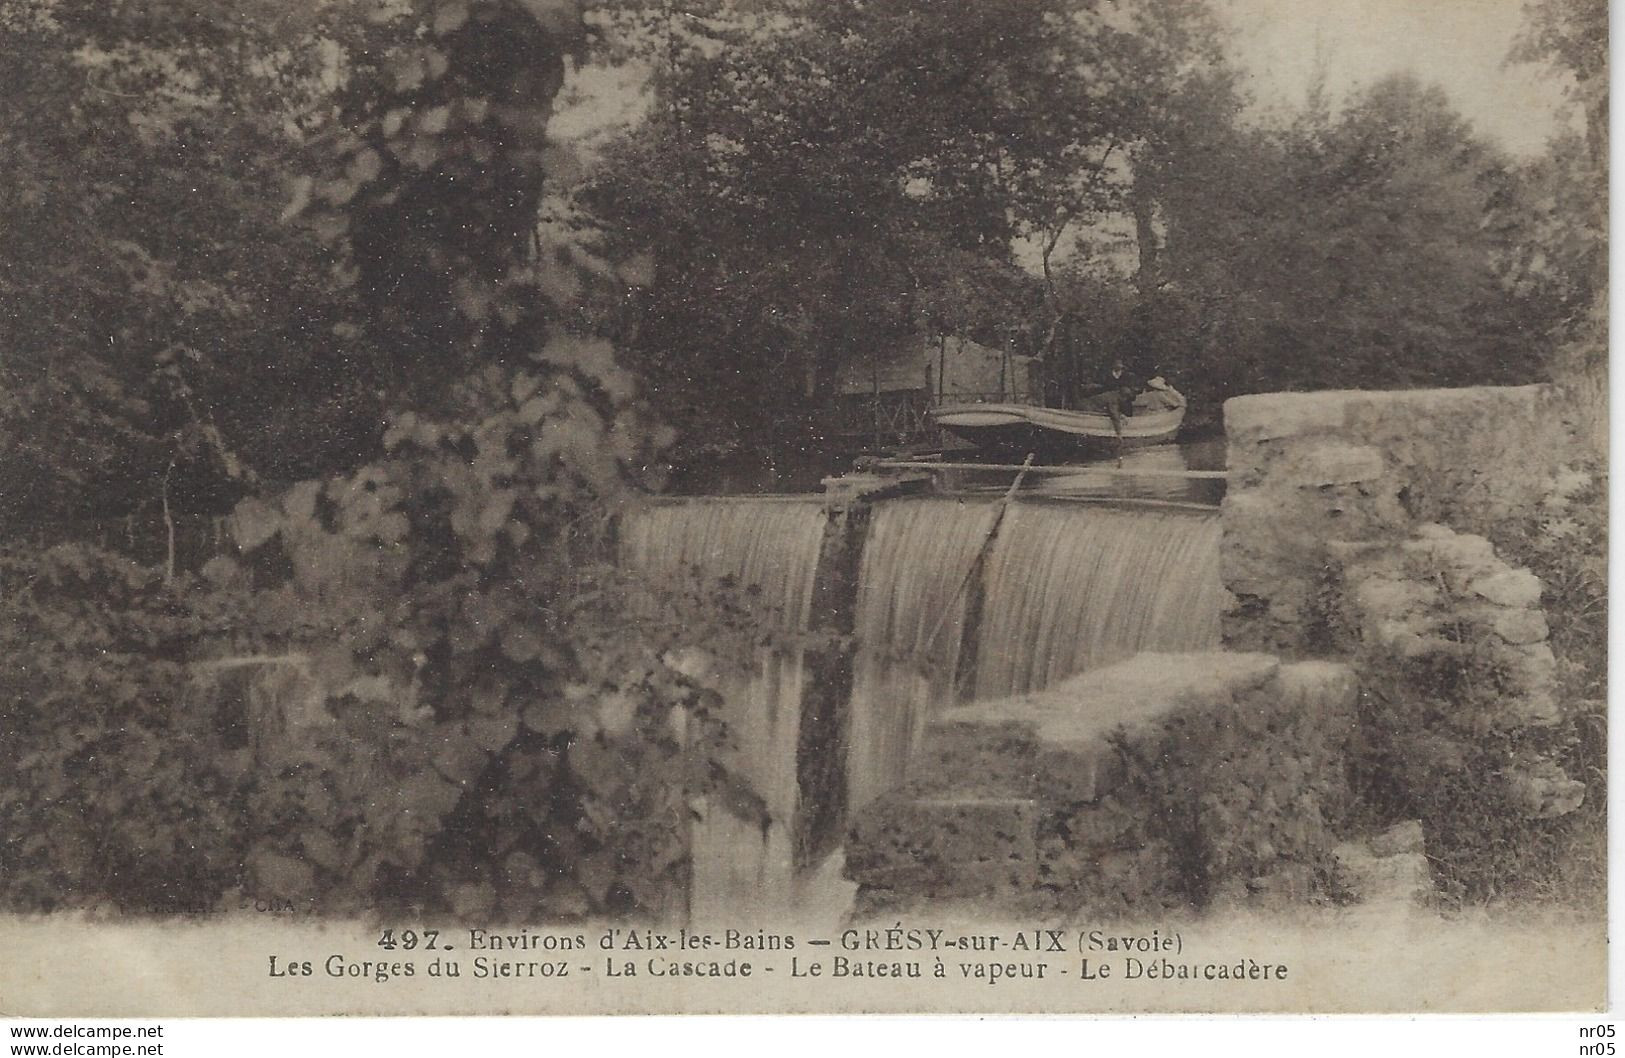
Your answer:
667,434 -> 1227,507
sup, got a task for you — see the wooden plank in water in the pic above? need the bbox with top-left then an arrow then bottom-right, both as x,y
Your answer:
1041,496 -> 1221,513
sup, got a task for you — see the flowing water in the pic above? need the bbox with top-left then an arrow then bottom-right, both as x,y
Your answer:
619,498 -> 830,923
935,437 -> 1227,505
971,504 -> 1223,700
843,499 -> 1223,806
845,498 -> 1001,809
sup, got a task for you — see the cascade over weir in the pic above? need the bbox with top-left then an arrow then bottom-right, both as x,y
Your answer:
619,499 -> 828,922
620,486 -> 1223,919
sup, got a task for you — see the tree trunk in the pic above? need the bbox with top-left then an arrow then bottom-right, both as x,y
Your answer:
1131,183 -> 1160,298
1130,175 -> 1162,372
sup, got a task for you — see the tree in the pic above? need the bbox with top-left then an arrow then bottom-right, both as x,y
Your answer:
1512,0 -> 1607,166
255,0 -> 754,916
582,0 -> 1193,456
0,1 -> 388,540
1139,73 -> 1559,402
2,0 -> 744,920
1510,0 -> 1606,455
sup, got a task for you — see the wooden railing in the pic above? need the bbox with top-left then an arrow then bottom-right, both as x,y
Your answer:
820,391 -> 936,447
931,390 -> 1039,405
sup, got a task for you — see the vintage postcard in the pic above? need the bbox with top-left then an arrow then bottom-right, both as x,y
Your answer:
0,0 -> 1607,1020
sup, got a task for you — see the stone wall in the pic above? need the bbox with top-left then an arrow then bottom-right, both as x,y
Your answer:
1221,385 -> 1584,654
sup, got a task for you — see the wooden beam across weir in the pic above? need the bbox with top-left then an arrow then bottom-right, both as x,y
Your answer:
868,459 -> 1230,480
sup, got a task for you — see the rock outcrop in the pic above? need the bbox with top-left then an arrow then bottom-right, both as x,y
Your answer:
1221,385 -> 1581,654
1219,385 -> 1589,864
1330,522 -> 1584,820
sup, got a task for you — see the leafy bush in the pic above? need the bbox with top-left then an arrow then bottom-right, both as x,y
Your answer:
0,473 -> 774,919
0,546 -> 242,913
200,377 -> 774,918
1492,461 -> 1607,701
1351,648 -> 1571,905
2,0 -> 785,922
1076,679 -> 1354,913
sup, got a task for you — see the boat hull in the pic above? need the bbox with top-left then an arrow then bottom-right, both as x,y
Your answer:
929,402 -> 1184,457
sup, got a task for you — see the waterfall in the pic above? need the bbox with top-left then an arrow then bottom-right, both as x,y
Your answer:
619,498 -> 829,922
846,499 -> 1223,805
973,504 -> 1223,699
620,492 -> 1226,914
846,498 -> 999,809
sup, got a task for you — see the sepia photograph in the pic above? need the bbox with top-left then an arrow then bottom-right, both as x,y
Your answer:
0,0 -> 1609,1023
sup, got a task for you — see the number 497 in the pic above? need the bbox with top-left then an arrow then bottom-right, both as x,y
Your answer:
377,929 -> 440,951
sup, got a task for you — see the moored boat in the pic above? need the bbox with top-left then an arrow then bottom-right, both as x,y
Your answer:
929,390 -> 1186,458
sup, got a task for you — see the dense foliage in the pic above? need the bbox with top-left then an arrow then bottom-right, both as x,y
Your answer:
583,0 -> 1234,450
579,0 -> 1601,447
1143,75 -> 1562,400
0,528 -> 770,916
0,547 -> 234,912
0,0 -> 761,919
0,1 -> 386,530
4,0 -> 1604,500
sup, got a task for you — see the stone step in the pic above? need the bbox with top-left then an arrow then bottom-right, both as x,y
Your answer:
845,650 -> 1362,915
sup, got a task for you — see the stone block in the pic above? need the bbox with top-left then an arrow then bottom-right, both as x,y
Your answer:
845,797 -> 1039,896
1350,575 -> 1439,619
1295,442 -> 1387,486
1506,761 -> 1586,819
1401,526 -> 1490,557
935,651 -> 1280,751
848,651 -> 1363,916
1403,532 -> 1501,592
1218,384 -> 1579,658
1368,820 -> 1425,856
907,720 -> 1038,799
1489,608 -> 1549,645
1497,641 -> 1558,687
1225,390 -> 1359,445
1333,846 -> 1436,909
1470,569 -> 1544,608
912,652 -> 1287,818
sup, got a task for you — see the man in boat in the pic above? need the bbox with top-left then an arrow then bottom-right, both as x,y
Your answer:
1075,358 -> 1141,421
